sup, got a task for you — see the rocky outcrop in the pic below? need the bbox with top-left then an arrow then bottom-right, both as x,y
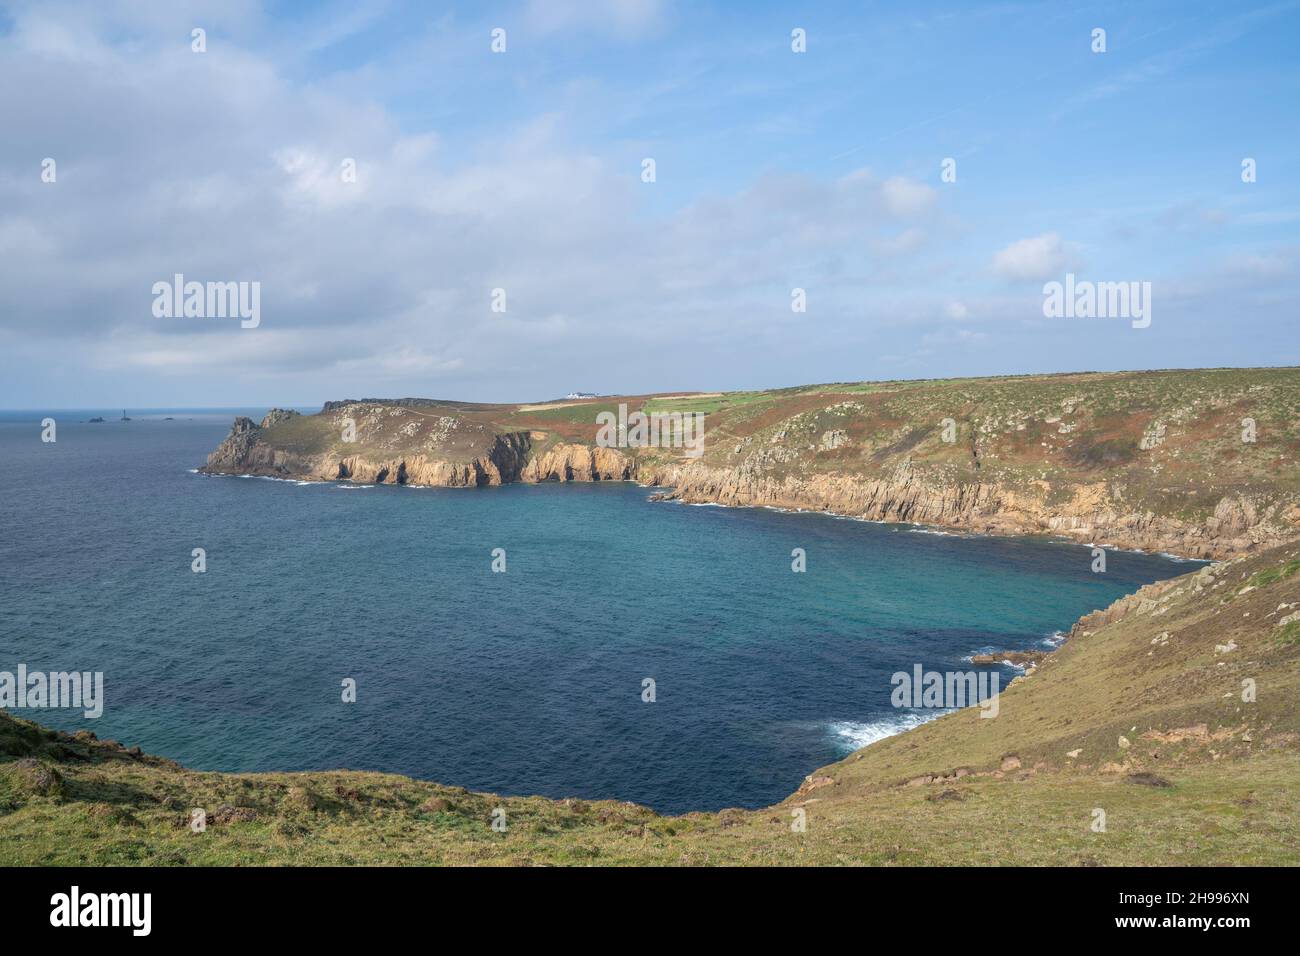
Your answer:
203,417 -> 310,476
636,458 -> 1294,560
642,458 -> 1004,525
323,432 -> 533,487
205,416 -> 264,468
521,443 -> 636,482
969,651 -> 1046,666
203,411 -> 1290,558
204,410 -> 303,472
201,372 -> 1300,561
203,420 -> 635,489
259,408 -> 300,429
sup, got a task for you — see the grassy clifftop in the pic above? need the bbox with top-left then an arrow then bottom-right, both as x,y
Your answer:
4,539 -> 1298,865
202,368 -> 1300,558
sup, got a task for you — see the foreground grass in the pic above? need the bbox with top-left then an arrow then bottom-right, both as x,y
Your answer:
3,753 -> 1297,866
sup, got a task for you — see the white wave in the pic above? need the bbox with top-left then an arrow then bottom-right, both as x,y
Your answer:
1040,630 -> 1067,648
1088,542 -> 1148,554
826,711 -> 947,752
1085,542 -> 1204,563
1157,551 -> 1204,564
337,484 -> 374,490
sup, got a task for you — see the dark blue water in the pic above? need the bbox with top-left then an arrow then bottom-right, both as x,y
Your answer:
0,411 -> 1201,813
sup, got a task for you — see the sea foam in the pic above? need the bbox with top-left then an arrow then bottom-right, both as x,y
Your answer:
827,711 -> 948,753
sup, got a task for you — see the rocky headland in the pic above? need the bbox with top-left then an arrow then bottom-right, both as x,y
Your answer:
201,369 -> 1300,560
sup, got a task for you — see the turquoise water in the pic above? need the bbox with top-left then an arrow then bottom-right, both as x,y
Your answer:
0,411 -> 1199,813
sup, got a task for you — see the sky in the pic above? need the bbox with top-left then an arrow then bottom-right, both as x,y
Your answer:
1,0 -> 1297,407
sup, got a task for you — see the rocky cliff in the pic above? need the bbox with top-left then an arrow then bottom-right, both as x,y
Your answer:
200,369 -> 1300,559
203,405 -> 636,487
638,457 -> 1296,559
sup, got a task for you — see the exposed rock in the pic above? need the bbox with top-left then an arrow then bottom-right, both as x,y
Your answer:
641,458 -> 1286,560
820,429 -> 848,450
259,408 -> 299,429
1139,421 -> 1167,450
522,443 -> 634,482
798,774 -> 835,794
200,374 -> 1300,561
204,416 -> 264,471
970,650 -> 1045,666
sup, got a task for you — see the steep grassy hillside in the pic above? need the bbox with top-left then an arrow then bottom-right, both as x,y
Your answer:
4,540 -> 1298,866
201,368 -> 1300,558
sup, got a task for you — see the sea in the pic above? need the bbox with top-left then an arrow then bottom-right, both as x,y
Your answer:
0,409 -> 1202,813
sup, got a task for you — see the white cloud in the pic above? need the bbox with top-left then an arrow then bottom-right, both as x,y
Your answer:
991,232 -> 1072,281
2,1 -> 1291,405
0,8 -> 956,403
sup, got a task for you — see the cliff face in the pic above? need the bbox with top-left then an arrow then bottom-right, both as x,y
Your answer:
326,432 -> 534,486
204,410 -> 306,475
639,458 -> 1295,559
522,442 -> 636,482
203,413 -> 636,488
200,369 -> 1300,559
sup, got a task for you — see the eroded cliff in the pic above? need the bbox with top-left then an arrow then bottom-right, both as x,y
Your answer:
199,369 -> 1300,559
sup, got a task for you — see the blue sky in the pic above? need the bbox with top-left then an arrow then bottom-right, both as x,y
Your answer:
1,0 -> 1297,406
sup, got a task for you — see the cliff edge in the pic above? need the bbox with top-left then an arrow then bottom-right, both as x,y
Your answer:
200,368 -> 1300,559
